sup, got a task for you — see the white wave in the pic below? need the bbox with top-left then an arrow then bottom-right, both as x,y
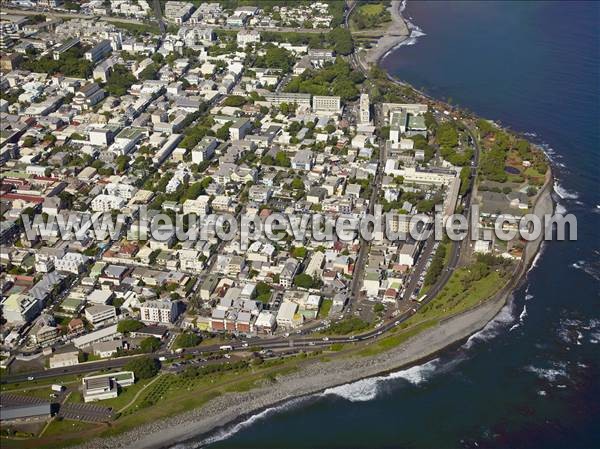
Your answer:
509,304 -> 528,331
553,182 -> 580,200
555,203 -> 567,214
323,358 -> 440,402
464,299 -> 516,347
538,390 -> 547,396
323,377 -> 379,402
194,397 -> 308,448
525,365 -> 568,382
570,259 -> 600,281
523,132 -> 538,138
527,243 -> 545,273
525,294 -> 534,301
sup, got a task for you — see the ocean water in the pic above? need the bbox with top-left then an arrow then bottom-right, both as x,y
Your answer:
178,2 -> 600,448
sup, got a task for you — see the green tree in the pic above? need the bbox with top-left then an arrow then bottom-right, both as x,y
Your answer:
125,356 -> 159,379
293,273 -> 314,289
117,319 -> 144,334
140,337 -> 161,353
173,332 -> 201,349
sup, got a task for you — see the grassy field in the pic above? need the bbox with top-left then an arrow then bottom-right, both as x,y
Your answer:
42,419 -> 100,437
359,3 -> 385,16
318,299 -> 332,319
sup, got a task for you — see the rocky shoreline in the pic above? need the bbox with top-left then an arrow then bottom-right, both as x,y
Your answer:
74,173 -> 554,449
72,4 -> 556,448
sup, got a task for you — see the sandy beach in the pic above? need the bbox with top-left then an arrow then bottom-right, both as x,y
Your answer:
362,0 -> 411,65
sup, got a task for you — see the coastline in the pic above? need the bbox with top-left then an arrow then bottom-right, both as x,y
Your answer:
363,0 -> 411,65
75,179 -> 554,449
73,4 -> 556,449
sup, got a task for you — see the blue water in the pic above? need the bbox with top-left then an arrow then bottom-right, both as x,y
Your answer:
178,2 -> 600,448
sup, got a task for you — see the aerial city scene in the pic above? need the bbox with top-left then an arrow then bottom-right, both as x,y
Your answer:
0,1 -> 597,448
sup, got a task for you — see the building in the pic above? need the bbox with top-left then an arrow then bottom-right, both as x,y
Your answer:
2,293 -> 40,323
280,258 -> 299,288
73,82 -> 105,110
237,29 -> 260,46
140,300 -> 178,324
276,301 -> 298,328
291,149 -> 313,170
263,92 -> 311,107
73,324 -> 119,349
85,39 -> 112,63
55,252 -> 87,274
229,118 -> 252,141
91,194 -> 125,212
359,93 -> 370,123
49,350 -> 80,369
82,371 -> 134,402
191,136 -> 217,163
0,404 -> 52,423
312,95 -> 341,113
85,304 -> 117,328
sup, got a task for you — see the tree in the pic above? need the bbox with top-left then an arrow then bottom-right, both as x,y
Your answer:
216,121 -> 233,140
173,332 -> 200,349
327,28 -> 353,55
223,95 -> 246,107
140,337 -> 161,353
294,273 -> 314,289
22,136 -> 36,147
117,319 -> 144,334
256,281 -> 272,303
125,356 -> 159,379
291,178 -> 305,190
105,65 -> 136,96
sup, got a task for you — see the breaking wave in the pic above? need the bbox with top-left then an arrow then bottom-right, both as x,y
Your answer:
570,259 -> 600,281
509,304 -> 528,332
190,397 -> 310,448
323,358 -> 439,402
463,299 -> 517,348
526,366 -> 568,382
553,181 -> 580,200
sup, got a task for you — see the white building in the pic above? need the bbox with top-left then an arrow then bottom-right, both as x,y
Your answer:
49,350 -> 80,369
312,95 -> 341,113
359,93 -> 370,123
276,301 -> 298,328
237,29 -> 260,46
91,194 -> 125,212
140,300 -> 178,324
84,304 -> 117,328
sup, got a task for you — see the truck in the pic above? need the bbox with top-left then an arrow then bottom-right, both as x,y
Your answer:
51,384 -> 64,392
219,345 -> 233,351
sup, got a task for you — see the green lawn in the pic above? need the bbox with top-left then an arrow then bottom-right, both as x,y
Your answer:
359,3 -> 385,16
318,299 -> 332,319
68,377 -> 154,411
42,419 -> 100,437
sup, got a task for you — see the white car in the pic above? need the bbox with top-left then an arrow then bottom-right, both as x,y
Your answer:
322,337 -> 329,342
